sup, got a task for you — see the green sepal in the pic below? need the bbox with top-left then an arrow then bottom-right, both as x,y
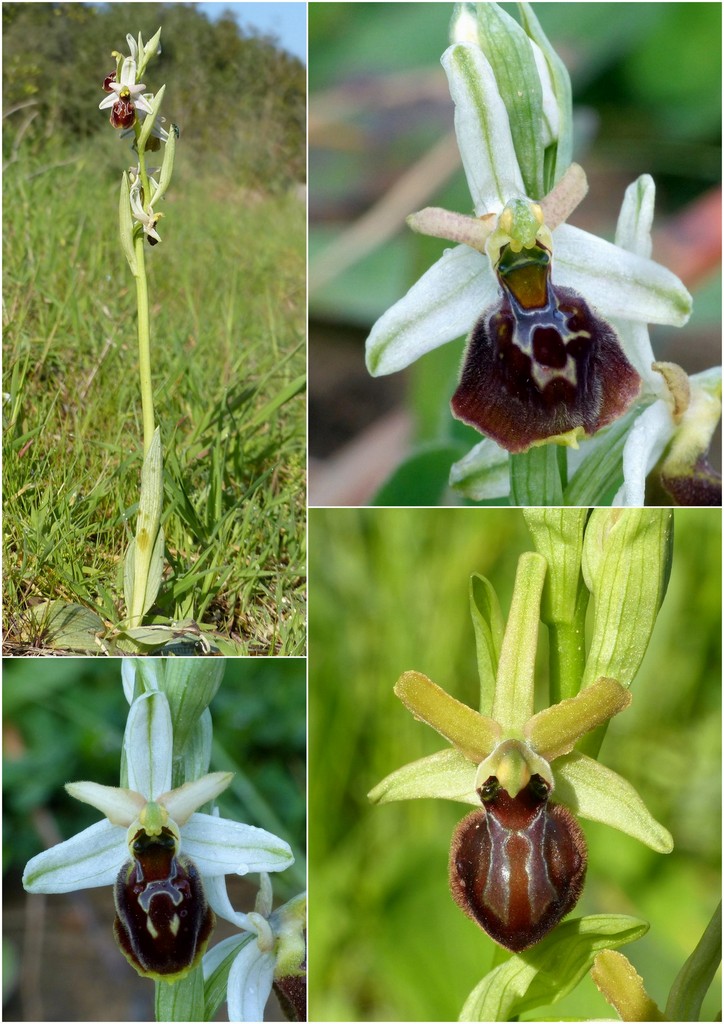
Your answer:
553,750 -> 673,853
368,747 -> 477,806
459,914 -> 649,1022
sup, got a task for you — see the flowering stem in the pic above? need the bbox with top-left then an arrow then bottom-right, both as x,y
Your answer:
155,968 -> 205,1022
509,446 -> 563,505
134,233 -> 155,456
548,599 -> 588,705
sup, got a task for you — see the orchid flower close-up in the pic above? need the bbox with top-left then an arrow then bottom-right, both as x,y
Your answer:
309,2 -> 720,507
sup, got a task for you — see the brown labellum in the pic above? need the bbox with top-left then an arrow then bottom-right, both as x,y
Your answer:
114,826 -> 215,981
449,775 -> 586,952
451,242 -> 641,453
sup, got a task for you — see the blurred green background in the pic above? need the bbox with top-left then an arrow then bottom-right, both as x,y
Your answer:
3,658 -> 305,1020
309,2 -> 721,503
308,508 -> 721,1021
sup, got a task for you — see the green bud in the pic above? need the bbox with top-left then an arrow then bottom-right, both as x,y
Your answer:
159,662 -> 225,754
581,510 -> 673,689
475,2 -> 545,198
523,509 -> 587,625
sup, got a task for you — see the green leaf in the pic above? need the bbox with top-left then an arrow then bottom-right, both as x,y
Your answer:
476,2 -> 545,198
137,84 -> 166,154
459,914 -> 649,1022
564,409 -> 637,506
469,573 -> 505,715
368,747 -> 477,806
665,901 -> 722,1023
152,126 -> 176,207
509,445 -> 563,506
203,936 -> 249,1021
29,600 -> 106,654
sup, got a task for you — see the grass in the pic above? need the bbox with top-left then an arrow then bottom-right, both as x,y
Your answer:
308,508 -> 721,1021
3,135 -> 306,655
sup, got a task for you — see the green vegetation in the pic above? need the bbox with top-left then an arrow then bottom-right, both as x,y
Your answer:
308,508 -> 721,1020
3,3 -> 306,654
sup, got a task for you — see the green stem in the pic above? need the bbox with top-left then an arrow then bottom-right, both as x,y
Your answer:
548,584 -> 589,704
509,446 -> 563,506
134,234 -> 155,456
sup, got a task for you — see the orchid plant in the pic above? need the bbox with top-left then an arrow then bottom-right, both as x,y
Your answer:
22,661 -> 306,1022
365,3 -> 722,506
369,509 -> 720,1019
100,30 -> 176,633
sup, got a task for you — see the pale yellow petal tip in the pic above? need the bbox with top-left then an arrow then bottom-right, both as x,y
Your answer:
158,770 -> 235,825
65,781 -> 144,826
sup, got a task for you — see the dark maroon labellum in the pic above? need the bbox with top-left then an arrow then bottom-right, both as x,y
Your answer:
451,242 -> 641,453
102,71 -> 117,92
449,775 -> 587,952
113,826 -> 215,981
110,97 -> 136,130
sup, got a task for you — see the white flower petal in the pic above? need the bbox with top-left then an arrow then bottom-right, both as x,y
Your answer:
441,43 -> 525,214
227,939 -> 276,1024
553,223 -> 692,326
203,933 -> 251,979
366,245 -> 495,376
22,819 -> 126,893
615,174 -> 655,259
159,771 -> 234,825
125,691 -> 173,798
99,94 -> 117,110
449,437 -> 510,499
181,813 -> 294,876
204,874 -> 254,930
609,318 -> 661,395
613,399 -> 674,506
65,781 -> 144,826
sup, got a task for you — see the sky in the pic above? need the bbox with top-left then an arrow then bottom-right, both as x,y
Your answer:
198,1 -> 306,63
